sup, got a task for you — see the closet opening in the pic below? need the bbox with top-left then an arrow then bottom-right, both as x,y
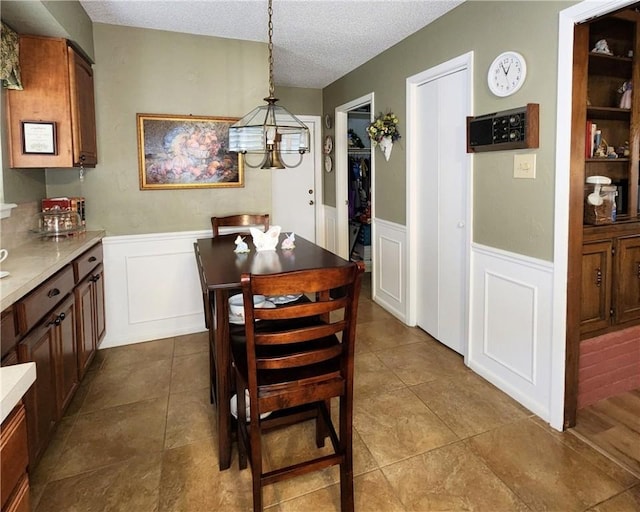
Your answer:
346,104 -> 372,296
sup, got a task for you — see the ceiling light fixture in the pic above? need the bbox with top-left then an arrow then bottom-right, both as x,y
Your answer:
228,0 -> 309,170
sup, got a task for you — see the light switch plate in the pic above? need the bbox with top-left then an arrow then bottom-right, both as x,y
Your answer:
514,153 -> 536,179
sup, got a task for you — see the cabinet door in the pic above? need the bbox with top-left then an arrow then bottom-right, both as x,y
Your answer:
580,240 -> 613,335
92,265 -> 106,345
615,235 -> 640,324
56,296 -> 78,416
68,46 -> 97,166
75,277 -> 95,379
17,322 -> 57,465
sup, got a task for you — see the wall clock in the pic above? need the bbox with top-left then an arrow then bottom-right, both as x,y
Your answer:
324,155 -> 333,173
323,135 -> 333,154
487,51 -> 527,97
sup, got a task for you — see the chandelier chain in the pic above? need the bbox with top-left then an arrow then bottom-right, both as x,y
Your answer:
267,0 -> 275,98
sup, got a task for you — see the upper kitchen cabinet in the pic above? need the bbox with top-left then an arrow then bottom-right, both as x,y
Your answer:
6,35 -> 97,169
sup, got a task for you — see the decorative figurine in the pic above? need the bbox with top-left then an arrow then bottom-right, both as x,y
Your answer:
618,81 -> 632,109
592,39 -> 612,55
281,232 -> 296,250
250,226 -> 281,251
234,235 -> 250,253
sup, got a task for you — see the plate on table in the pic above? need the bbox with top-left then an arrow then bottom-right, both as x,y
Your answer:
266,293 -> 303,305
228,300 -> 275,324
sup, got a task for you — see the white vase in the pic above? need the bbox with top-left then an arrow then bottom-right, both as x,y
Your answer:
378,136 -> 393,161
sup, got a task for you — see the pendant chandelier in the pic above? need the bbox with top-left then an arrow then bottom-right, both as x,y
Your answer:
228,0 -> 310,169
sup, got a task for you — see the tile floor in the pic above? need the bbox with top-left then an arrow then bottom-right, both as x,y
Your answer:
31,278 -> 640,511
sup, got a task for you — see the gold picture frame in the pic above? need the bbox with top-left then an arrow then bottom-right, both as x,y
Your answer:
137,113 -> 244,190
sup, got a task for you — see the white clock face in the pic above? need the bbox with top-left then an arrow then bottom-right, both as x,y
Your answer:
488,51 -> 527,97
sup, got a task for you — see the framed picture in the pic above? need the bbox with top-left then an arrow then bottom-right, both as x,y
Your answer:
136,113 -> 244,190
22,121 -> 56,155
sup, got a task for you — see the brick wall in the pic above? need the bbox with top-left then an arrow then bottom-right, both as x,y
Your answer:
578,325 -> 640,408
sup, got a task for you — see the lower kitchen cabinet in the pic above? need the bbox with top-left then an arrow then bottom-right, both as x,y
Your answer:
2,240 -> 105,469
18,294 -> 77,464
1,404 -> 30,512
581,234 -> 640,337
75,263 -> 105,379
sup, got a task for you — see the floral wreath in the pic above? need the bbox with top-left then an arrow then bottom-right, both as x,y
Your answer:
366,112 -> 401,147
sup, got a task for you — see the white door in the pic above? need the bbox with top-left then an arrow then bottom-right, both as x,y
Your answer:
271,116 -> 320,243
416,67 -> 470,355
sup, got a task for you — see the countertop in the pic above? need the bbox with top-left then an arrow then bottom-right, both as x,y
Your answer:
0,230 -> 106,311
0,362 -> 36,423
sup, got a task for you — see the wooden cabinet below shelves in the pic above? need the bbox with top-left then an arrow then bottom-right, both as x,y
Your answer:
581,239 -> 613,334
581,232 -> 640,338
6,35 -> 97,169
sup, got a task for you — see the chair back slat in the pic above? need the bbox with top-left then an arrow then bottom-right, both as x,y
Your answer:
256,322 -> 345,346
211,214 -> 269,236
257,344 -> 343,370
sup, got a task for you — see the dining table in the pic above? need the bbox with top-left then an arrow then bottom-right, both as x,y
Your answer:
194,234 -> 353,470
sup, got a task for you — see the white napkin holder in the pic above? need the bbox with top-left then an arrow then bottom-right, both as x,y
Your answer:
250,226 -> 281,251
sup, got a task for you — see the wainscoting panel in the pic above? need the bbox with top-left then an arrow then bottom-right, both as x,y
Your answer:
469,243 -> 554,421
374,218 -> 406,322
322,205 -> 337,254
101,230 -> 210,348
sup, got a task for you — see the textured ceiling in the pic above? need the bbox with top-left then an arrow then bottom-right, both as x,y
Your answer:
79,0 -> 464,88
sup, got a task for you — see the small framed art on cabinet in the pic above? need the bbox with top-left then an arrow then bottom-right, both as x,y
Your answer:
22,121 -> 56,155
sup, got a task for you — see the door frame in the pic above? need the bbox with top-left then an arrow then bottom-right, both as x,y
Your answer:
555,0 -> 636,429
335,93 -> 375,260
406,52 -> 474,361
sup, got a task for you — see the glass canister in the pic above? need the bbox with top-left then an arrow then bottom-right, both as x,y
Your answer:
584,176 -> 617,225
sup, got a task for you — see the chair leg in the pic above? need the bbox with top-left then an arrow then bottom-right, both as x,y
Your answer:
339,395 -> 354,512
249,413 -> 263,512
236,375 -> 248,470
315,399 -> 330,448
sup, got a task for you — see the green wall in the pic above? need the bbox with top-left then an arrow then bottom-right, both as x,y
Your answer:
275,86 -> 322,116
323,1 -> 574,261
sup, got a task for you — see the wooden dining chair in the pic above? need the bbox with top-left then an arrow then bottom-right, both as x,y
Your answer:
231,261 -> 364,512
211,214 -> 269,237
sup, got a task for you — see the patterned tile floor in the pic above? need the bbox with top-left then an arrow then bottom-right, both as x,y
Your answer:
30,277 -> 640,511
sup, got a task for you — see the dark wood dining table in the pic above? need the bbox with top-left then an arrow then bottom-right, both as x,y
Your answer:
194,234 -> 352,470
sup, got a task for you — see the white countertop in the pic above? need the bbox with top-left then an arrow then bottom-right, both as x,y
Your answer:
0,362 -> 36,423
0,230 -> 105,311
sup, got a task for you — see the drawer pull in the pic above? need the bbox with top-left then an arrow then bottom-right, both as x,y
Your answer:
49,312 -> 66,326
47,288 -> 61,298
88,256 -> 97,263
91,274 -> 101,282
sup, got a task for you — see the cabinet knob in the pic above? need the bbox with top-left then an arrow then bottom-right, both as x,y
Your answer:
88,256 -> 97,263
595,268 -> 602,287
309,200 -> 315,205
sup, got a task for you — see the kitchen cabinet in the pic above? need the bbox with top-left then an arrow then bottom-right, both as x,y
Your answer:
18,293 -> 77,465
6,35 -> 97,169
75,265 -> 105,379
1,404 -> 30,512
1,239 -> 105,467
